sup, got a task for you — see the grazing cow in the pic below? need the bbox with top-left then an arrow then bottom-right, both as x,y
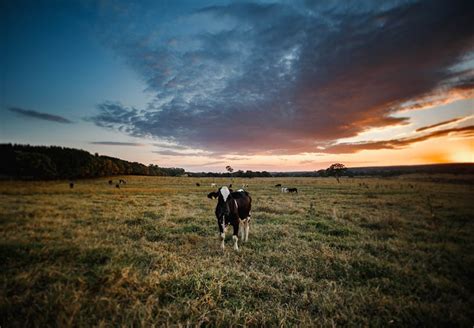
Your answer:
288,188 -> 298,193
275,183 -> 282,187
69,182 -> 74,189
281,187 -> 288,193
241,184 -> 248,188
115,184 -> 120,189
196,183 -> 201,187
119,179 -> 126,184
214,186 -> 252,251
211,183 -> 217,187
108,180 -> 113,185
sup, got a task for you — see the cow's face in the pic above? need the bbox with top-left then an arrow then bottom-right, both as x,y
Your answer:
216,196 -> 230,219
215,186 -> 231,221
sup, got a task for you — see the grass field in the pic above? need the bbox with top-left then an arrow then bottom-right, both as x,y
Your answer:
1,175 -> 473,327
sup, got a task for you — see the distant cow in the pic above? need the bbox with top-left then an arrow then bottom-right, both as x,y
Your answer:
69,182 -> 74,189
108,180 -> 113,185
229,183 -> 232,188
288,188 -> 298,193
281,187 -> 288,193
241,184 -> 248,188
196,183 -> 201,187
119,179 -> 126,184
275,184 -> 281,187
115,184 -> 120,189
211,183 -> 217,187
213,187 -> 252,251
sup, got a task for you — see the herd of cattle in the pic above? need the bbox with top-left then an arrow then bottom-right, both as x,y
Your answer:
66,178 -> 416,251
68,178 -> 299,251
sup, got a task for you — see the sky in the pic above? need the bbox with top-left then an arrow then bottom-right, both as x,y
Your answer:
1,0 -> 473,172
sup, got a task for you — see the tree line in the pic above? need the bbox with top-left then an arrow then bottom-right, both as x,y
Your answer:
187,170 -> 272,178
0,144 -> 185,180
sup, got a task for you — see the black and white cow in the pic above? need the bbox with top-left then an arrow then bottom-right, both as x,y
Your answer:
214,186 -> 252,251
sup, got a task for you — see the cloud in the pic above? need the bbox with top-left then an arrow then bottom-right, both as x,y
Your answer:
91,0 -> 474,155
8,107 -> 72,123
322,125 -> 474,154
184,160 -> 227,167
152,142 -> 188,150
416,117 -> 465,132
153,149 -> 208,156
90,141 -> 144,146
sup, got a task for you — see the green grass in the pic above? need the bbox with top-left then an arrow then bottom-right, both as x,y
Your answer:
0,175 -> 473,326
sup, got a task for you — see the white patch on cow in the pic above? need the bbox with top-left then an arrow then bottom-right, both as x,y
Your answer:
232,235 -> 239,251
220,186 -> 230,201
211,183 -> 216,187
281,187 -> 288,193
237,188 -> 244,192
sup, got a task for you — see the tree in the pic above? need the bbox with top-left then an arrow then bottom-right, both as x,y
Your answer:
226,165 -> 234,180
326,163 -> 347,183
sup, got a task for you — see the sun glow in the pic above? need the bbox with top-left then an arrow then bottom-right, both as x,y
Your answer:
450,148 -> 474,163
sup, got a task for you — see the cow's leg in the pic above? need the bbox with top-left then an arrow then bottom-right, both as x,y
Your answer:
238,219 -> 244,241
232,222 -> 239,251
218,219 -> 225,250
244,218 -> 250,242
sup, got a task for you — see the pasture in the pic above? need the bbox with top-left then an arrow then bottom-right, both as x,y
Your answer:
1,175 -> 473,326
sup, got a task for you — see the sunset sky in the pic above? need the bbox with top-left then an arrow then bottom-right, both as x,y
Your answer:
1,0 -> 473,172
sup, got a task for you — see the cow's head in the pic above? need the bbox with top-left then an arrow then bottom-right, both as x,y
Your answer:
215,186 -> 231,220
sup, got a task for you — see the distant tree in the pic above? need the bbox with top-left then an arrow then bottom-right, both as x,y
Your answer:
316,169 -> 328,177
15,151 -> 57,179
326,163 -> 347,183
0,143 -> 186,180
226,165 -> 234,180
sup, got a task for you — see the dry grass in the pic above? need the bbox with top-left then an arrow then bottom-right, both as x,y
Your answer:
1,175 -> 473,327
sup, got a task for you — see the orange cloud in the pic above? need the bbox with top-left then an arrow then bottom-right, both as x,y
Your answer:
323,125 -> 474,154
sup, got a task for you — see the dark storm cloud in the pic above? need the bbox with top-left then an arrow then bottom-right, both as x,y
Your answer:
90,141 -> 144,146
8,107 -> 73,123
323,125 -> 474,154
91,0 -> 474,154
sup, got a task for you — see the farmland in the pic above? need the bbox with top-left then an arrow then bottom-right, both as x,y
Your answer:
1,175 -> 473,326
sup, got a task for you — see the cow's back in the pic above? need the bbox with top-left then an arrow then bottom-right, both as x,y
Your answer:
232,191 -> 251,218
